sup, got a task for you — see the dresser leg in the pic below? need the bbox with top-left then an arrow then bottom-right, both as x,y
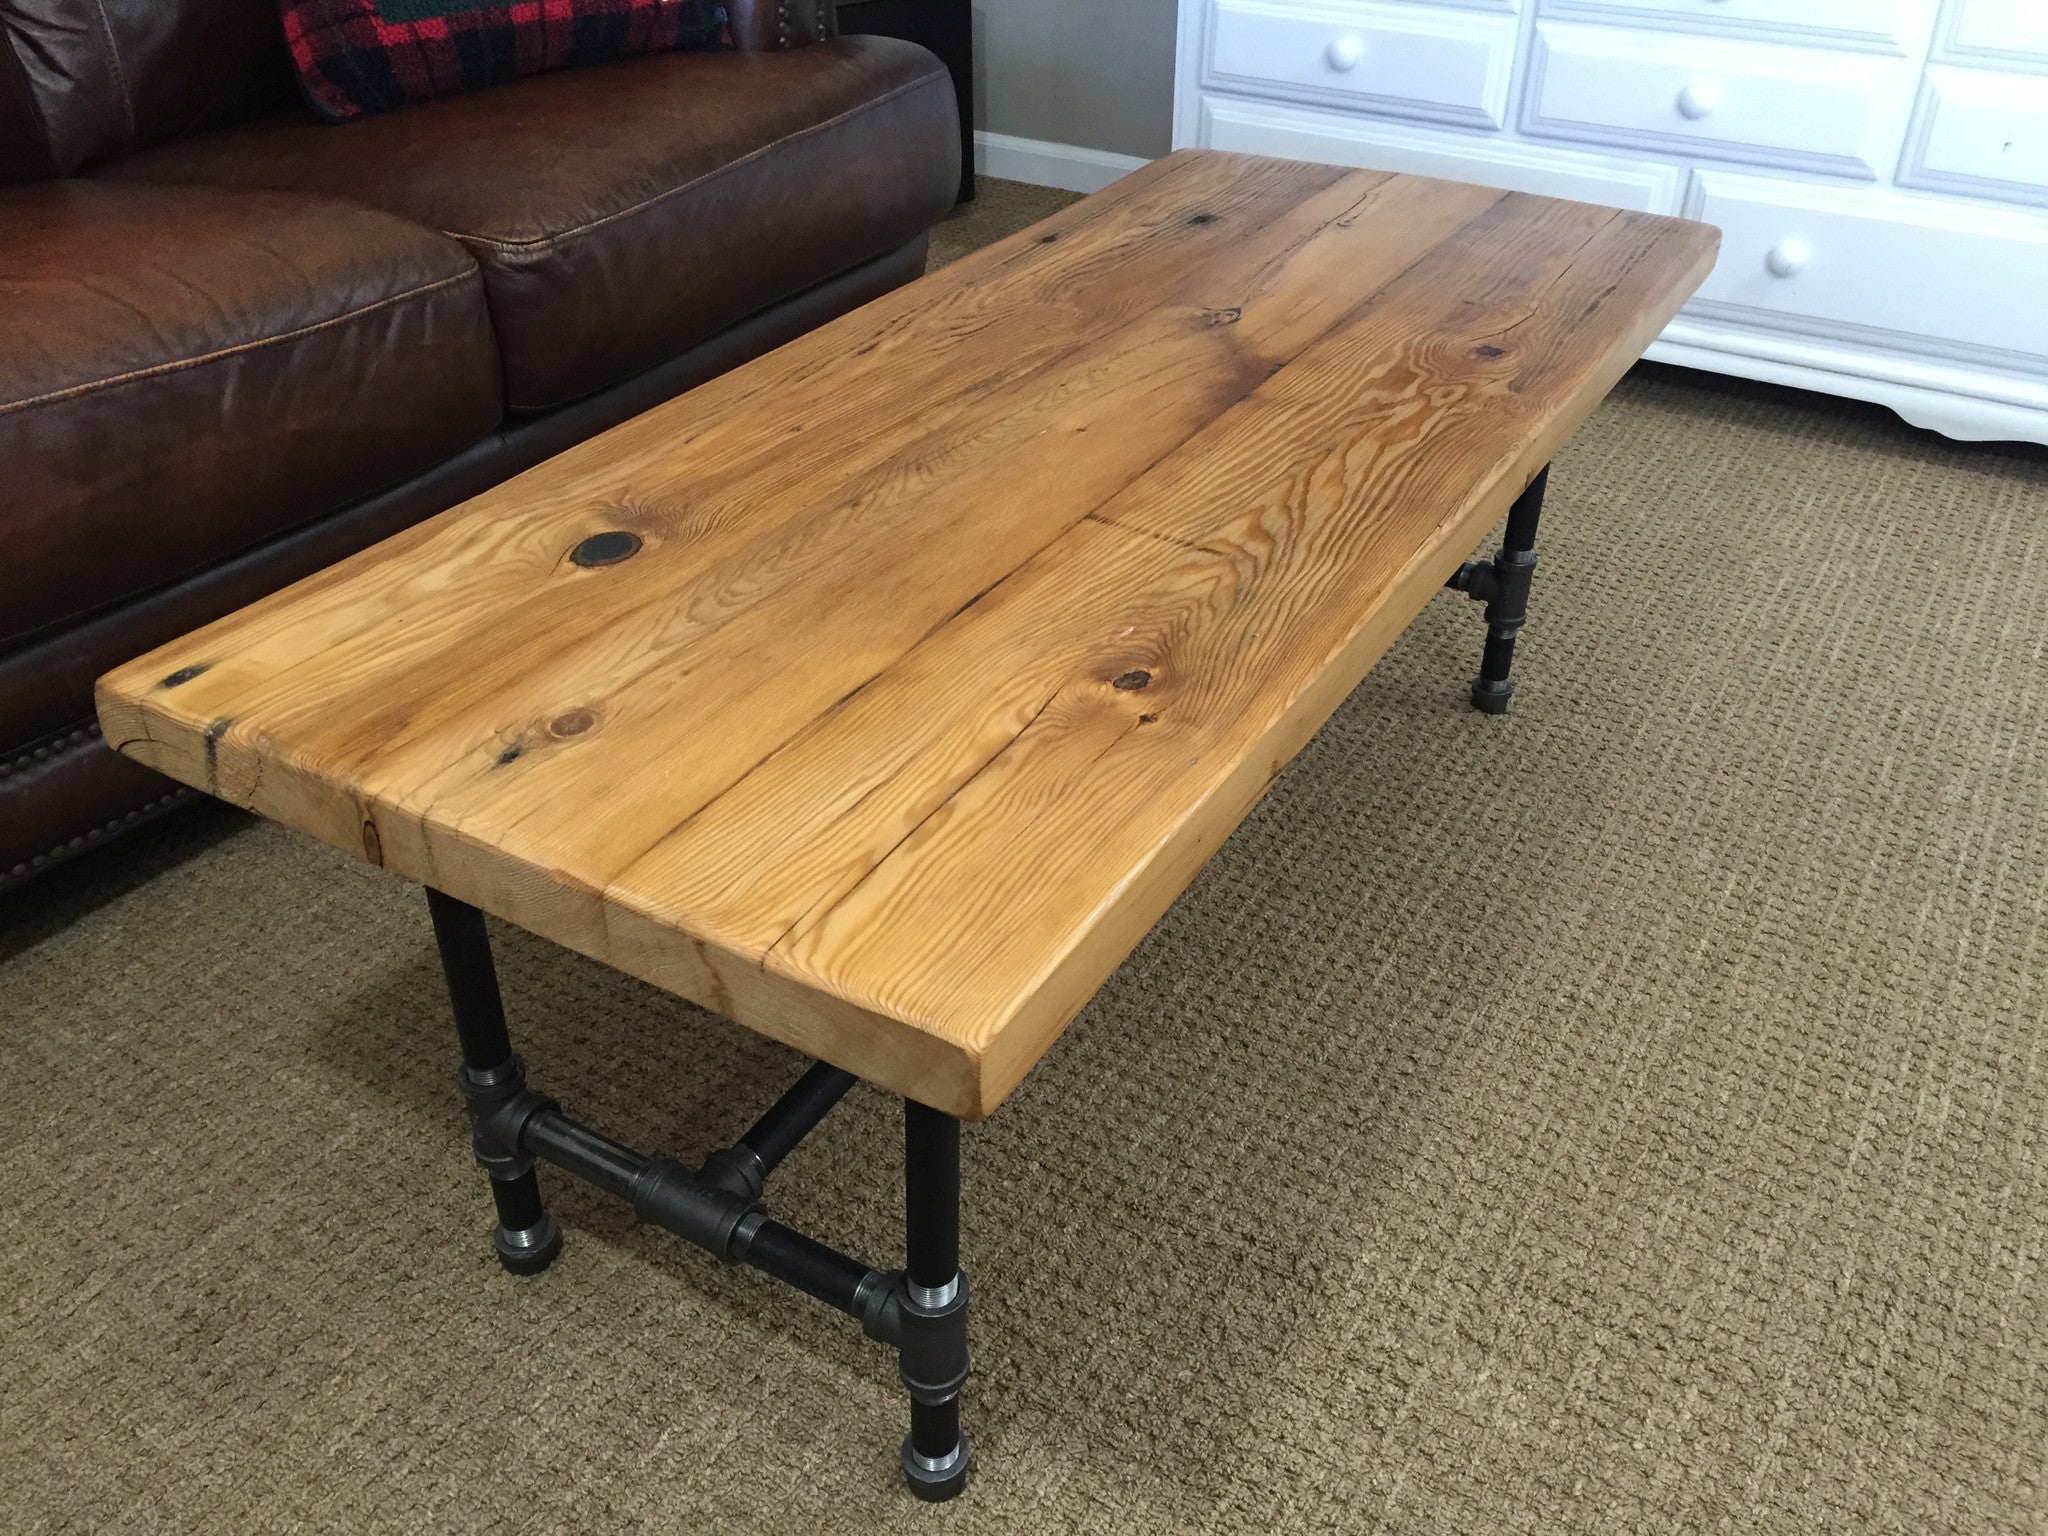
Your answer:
897,1100 -> 971,1501
1447,464 -> 1548,714
426,889 -> 562,1276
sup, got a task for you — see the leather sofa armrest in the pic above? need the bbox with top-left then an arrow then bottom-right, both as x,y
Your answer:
726,0 -> 838,51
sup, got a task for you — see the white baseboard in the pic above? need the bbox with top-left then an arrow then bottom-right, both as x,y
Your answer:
973,131 -> 1150,195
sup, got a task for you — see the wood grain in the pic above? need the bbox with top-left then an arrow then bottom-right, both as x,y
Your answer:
98,151 -> 1718,1118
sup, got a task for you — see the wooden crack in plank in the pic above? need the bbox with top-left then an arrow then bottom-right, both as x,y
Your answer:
762,689 -> 1068,962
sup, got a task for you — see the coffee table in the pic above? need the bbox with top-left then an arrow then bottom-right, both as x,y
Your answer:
98,151 -> 1716,1500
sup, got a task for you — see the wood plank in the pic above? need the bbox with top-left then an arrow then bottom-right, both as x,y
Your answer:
99,152 -> 1366,787
626,194 -> 1718,1112
112,164 -> 1503,934
98,152 -> 1718,1119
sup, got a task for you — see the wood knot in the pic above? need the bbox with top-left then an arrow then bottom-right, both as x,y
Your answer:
1475,344 -> 1506,359
570,530 -> 642,568
1113,670 -> 1152,692
159,664 -> 209,689
549,709 -> 597,738
1187,212 -> 1218,226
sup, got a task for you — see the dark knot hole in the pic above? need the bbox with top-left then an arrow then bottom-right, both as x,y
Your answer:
571,530 -> 642,568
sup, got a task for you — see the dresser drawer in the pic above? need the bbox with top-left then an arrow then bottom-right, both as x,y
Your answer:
1206,1 -> 1518,130
1937,0 -> 2048,68
1198,91 -> 1681,210
1524,22 -> 1914,179
1902,68 -> 2048,208
1540,0 -> 1932,53
1683,171 -> 2048,368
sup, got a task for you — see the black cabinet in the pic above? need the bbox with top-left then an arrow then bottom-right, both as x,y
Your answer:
837,0 -> 974,202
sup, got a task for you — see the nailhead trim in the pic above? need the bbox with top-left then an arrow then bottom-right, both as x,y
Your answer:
4,788 -> 196,884
1,719 -> 103,781
765,0 -> 830,49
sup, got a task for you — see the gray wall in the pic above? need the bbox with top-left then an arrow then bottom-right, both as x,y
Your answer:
974,0 -> 1178,159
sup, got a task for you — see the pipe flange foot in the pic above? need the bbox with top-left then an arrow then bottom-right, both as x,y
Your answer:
900,1434 -> 970,1502
494,1215 -> 562,1275
1470,678 -> 1514,715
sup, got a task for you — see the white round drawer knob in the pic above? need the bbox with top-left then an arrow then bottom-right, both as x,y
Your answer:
1676,80 -> 1722,120
1765,239 -> 1811,278
1326,34 -> 1364,71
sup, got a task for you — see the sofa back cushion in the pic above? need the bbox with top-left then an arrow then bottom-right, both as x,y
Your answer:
0,0 -> 299,181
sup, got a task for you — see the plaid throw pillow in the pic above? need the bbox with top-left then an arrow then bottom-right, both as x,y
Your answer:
282,0 -> 727,122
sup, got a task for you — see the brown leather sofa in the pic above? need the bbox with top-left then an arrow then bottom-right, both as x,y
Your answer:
0,0 -> 960,892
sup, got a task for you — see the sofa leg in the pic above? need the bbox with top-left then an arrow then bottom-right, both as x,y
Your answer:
426,889 -> 562,1276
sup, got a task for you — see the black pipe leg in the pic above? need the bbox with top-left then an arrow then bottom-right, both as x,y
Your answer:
1471,465 -> 1547,714
1448,466 -> 1549,714
897,1100 -> 970,1501
426,889 -> 562,1276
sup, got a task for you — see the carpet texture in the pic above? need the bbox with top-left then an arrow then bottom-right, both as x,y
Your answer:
3,181 -> 2045,1535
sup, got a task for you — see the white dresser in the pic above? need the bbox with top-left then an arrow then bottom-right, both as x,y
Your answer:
1172,0 -> 2048,444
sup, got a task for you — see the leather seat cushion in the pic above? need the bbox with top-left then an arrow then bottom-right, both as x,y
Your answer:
100,36 -> 961,412
0,180 -> 501,647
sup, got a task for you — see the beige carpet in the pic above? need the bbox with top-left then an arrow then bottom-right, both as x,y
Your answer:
3,181 -> 2045,1535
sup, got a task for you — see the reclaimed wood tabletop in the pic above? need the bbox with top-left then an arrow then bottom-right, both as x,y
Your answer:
98,150 -> 1718,1118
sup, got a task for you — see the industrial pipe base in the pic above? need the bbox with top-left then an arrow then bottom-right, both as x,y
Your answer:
425,889 -> 973,1502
